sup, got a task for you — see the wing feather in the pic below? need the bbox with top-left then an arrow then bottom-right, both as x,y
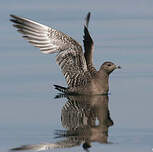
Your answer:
10,14 -> 91,87
83,12 -> 97,76
10,140 -> 79,151
56,48 -> 91,87
10,14 -> 80,54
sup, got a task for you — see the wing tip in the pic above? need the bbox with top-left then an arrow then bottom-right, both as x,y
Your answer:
10,14 -> 15,18
85,12 -> 91,28
10,14 -> 21,21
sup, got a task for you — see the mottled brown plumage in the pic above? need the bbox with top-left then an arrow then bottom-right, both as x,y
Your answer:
10,13 -> 121,95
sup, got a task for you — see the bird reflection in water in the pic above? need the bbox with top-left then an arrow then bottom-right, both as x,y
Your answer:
11,94 -> 113,151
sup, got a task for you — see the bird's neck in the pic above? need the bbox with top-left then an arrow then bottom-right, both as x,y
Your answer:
96,69 -> 109,82
95,69 -> 109,93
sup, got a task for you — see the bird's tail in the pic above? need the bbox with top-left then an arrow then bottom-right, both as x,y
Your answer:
54,85 -> 67,93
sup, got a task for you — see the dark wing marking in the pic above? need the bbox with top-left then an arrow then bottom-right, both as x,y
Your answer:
83,12 -> 97,76
10,14 -> 91,87
85,12 -> 90,28
83,12 -> 94,65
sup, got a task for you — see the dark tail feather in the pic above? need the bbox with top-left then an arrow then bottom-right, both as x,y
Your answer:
54,93 -> 68,99
53,85 -> 78,96
54,85 -> 67,93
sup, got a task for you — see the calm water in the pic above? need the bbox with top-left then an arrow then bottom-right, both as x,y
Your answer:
0,0 -> 153,151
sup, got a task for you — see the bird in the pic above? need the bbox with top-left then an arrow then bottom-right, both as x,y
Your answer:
10,12 -> 121,95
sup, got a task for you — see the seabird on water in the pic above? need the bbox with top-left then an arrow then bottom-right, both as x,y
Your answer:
10,12 -> 121,95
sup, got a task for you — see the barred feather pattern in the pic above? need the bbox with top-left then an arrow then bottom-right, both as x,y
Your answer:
56,48 -> 92,87
61,96 -> 95,130
87,63 -> 97,77
10,14 -> 84,54
10,14 -> 92,87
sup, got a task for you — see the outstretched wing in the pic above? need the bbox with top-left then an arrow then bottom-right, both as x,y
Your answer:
83,12 -> 97,76
10,14 -> 91,87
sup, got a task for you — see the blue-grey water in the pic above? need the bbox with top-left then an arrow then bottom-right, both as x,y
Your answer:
1,0 -> 153,151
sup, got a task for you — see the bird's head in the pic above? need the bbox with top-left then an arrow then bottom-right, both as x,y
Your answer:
100,61 -> 121,74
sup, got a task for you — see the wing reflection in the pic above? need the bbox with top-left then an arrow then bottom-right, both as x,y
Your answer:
11,94 -> 113,151
56,94 -> 113,149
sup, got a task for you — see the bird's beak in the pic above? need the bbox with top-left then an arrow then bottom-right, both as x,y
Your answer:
116,65 -> 121,69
